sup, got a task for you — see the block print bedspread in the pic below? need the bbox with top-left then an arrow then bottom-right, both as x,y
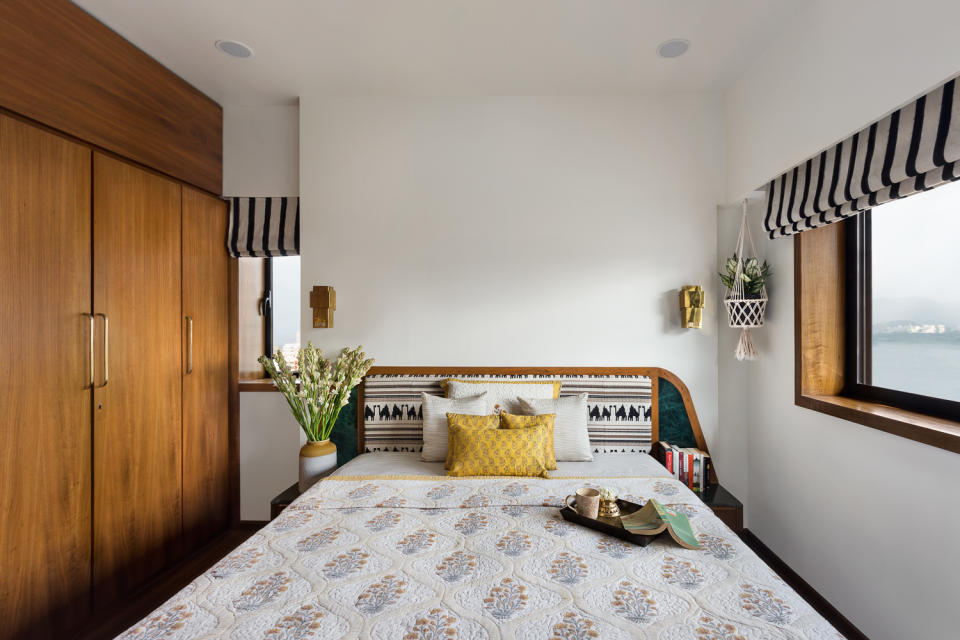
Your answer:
120,475 -> 843,639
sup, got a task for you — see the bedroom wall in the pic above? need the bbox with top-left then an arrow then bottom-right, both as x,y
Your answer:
224,104 -> 304,521
297,95 -> 732,491
722,2 -> 960,638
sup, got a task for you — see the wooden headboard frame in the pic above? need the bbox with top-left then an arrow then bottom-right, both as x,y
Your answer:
357,366 -> 707,455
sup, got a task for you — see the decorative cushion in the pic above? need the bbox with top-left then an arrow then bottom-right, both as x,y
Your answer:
420,392 -> 487,462
444,379 -> 560,415
499,412 -> 557,469
443,412 -> 500,468
518,393 -> 593,462
447,421 -> 552,478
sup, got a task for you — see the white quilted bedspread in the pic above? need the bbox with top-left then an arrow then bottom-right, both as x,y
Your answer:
119,475 -> 843,640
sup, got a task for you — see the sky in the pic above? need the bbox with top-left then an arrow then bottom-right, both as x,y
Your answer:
871,178 -> 960,327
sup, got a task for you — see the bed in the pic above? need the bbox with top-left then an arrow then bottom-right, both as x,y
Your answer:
120,368 -> 843,639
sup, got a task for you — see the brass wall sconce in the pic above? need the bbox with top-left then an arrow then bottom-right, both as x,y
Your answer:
679,285 -> 704,329
310,286 -> 336,328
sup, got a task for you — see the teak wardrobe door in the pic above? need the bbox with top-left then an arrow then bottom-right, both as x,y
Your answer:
181,187 -> 230,552
93,153 -> 182,604
0,115 -> 92,638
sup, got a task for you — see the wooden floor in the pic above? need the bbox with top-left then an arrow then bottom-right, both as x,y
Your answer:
73,524 -> 867,640
75,523 -> 264,640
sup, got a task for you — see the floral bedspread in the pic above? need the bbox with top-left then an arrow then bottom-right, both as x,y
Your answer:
120,475 -> 843,639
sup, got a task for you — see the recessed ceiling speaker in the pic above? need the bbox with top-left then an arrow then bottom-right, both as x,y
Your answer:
215,39 -> 254,59
657,39 -> 690,59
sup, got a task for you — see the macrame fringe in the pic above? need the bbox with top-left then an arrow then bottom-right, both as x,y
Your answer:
735,328 -> 758,362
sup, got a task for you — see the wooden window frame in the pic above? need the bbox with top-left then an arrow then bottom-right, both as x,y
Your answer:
794,221 -> 960,454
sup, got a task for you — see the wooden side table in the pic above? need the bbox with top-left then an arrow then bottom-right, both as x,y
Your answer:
270,467 -> 339,519
270,483 -> 301,520
700,485 -> 743,532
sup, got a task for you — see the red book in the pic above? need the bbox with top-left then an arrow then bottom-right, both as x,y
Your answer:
688,453 -> 694,489
665,449 -> 673,474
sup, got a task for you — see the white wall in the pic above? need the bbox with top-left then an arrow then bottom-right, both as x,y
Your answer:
223,104 -> 304,521
298,95 -> 726,474
722,2 -> 960,638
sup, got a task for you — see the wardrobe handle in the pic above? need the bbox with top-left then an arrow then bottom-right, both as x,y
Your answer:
83,313 -> 95,389
185,315 -> 193,375
96,313 -> 108,387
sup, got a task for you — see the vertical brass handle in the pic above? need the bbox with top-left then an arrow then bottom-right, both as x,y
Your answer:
185,315 -> 193,375
96,313 -> 108,387
83,313 -> 95,388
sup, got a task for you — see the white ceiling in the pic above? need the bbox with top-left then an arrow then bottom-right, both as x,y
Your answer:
74,0 -> 799,106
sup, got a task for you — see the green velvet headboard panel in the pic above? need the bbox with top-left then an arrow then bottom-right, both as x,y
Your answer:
330,387 -> 359,466
657,377 -> 698,448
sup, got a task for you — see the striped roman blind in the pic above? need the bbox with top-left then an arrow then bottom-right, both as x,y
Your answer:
764,76 -> 960,239
226,197 -> 299,257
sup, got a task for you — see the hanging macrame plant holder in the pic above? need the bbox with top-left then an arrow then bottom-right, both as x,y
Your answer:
724,201 -> 768,361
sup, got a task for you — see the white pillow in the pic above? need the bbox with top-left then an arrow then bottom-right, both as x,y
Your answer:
445,379 -> 559,415
518,393 -> 593,462
420,392 -> 488,462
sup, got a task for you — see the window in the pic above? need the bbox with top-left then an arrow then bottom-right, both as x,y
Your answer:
238,256 -> 300,378
845,180 -> 960,421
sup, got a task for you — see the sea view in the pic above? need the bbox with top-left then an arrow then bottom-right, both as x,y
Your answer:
872,337 -> 960,403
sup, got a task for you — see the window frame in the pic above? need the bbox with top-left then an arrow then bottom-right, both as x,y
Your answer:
843,213 -> 960,423
794,220 -> 960,455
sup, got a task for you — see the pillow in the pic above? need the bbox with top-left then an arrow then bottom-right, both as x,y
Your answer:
444,412 -> 500,468
444,379 -> 561,415
447,421 -> 552,478
518,393 -> 593,462
499,412 -> 557,469
420,392 -> 488,462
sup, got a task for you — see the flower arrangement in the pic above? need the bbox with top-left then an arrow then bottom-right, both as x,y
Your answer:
259,343 -> 374,442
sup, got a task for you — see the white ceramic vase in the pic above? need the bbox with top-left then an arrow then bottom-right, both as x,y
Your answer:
299,439 -> 337,492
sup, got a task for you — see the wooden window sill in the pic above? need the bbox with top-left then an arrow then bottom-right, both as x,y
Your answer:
797,393 -> 960,454
239,378 -> 277,392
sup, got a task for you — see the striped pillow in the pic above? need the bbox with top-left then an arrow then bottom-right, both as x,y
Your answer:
420,392 -> 487,462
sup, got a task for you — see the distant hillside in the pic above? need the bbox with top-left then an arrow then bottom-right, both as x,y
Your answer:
873,320 -> 960,343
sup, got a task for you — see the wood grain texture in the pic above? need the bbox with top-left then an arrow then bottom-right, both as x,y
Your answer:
0,0 -> 221,193
228,260 -> 241,525
795,226 -> 846,397
93,153 -> 183,606
0,115 -> 93,638
181,188 -> 230,552
357,366 -> 710,461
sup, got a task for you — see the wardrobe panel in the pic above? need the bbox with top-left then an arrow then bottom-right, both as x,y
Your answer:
92,153 -> 182,604
181,187 -> 230,552
0,115 -> 92,637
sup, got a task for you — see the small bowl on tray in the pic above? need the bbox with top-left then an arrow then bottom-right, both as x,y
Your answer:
559,498 -> 656,546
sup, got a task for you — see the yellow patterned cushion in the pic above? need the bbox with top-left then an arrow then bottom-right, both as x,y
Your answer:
444,413 -> 500,469
447,421 -> 552,478
499,412 -> 557,469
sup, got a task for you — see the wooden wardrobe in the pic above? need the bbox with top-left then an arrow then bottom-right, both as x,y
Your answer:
0,115 -> 231,637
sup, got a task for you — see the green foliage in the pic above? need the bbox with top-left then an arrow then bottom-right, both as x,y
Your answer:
719,254 -> 771,296
259,343 -> 374,442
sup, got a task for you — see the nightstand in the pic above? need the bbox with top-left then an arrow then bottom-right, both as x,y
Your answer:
270,483 -> 301,520
699,485 -> 743,532
270,467 -> 339,519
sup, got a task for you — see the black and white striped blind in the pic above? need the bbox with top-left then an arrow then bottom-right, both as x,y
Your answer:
765,77 -> 960,239
226,197 -> 300,257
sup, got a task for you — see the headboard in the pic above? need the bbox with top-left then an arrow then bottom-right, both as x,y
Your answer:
333,367 -> 707,464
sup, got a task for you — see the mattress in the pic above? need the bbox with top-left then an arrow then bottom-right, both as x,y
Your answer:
331,451 -> 672,479
119,458 -> 842,639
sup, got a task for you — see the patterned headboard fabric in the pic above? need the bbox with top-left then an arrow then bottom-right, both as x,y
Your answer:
355,367 -> 706,457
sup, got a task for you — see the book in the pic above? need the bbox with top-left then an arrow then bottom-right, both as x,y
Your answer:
619,498 -> 700,549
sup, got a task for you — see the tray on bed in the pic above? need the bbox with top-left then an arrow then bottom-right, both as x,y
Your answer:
559,498 -> 656,546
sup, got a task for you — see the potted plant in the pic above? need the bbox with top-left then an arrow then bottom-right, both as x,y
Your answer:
259,343 -> 374,491
719,254 -> 771,299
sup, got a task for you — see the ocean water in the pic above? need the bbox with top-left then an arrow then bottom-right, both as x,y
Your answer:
872,340 -> 960,402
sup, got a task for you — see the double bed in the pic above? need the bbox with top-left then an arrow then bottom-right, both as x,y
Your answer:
120,368 -> 843,639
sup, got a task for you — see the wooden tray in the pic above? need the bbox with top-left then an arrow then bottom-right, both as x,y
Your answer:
559,498 -> 657,546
